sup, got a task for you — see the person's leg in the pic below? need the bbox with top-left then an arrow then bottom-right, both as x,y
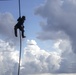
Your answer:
22,30 -> 26,38
14,25 -> 17,37
19,26 -> 26,38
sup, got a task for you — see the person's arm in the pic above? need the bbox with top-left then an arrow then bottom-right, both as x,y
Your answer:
17,17 -> 21,21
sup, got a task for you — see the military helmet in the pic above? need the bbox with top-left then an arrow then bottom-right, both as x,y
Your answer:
22,16 -> 26,20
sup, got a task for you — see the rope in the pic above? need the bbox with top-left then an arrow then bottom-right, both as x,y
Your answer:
18,0 -> 22,75
18,0 -> 21,16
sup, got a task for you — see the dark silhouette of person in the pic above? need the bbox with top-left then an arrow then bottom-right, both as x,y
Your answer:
14,16 -> 26,38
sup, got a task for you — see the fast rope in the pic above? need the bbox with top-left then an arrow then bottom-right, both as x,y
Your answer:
18,0 -> 22,75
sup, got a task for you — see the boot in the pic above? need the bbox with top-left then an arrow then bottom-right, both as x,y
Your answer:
22,31 -> 26,38
22,36 -> 26,38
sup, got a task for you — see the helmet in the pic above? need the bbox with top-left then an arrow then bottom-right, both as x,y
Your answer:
22,16 -> 26,20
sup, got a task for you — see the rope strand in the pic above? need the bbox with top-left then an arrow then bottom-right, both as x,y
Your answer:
18,0 -> 21,16
18,0 -> 22,75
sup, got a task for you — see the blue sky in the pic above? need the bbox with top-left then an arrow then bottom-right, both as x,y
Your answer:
0,0 -> 76,74
0,0 -> 51,50
0,0 -> 55,54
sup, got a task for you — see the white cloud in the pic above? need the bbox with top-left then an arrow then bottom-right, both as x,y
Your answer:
0,12 -> 15,37
35,0 -> 76,73
35,0 -> 76,53
0,39 -> 61,75
0,12 -> 20,45
31,74 -> 76,75
21,39 -> 76,73
0,39 -> 76,74
53,39 -> 76,73
0,39 -> 18,75
21,40 -> 61,74
0,0 -> 76,74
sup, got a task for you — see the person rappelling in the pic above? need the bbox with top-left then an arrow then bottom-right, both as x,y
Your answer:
14,16 -> 26,38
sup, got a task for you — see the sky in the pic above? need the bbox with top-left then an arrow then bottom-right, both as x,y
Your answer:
0,0 -> 76,75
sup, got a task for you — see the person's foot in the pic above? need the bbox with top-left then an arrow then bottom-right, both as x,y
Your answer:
22,36 -> 26,38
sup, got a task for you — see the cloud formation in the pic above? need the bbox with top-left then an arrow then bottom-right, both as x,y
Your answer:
0,0 -> 76,73
54,40 -> 76,73
0,39 -> 61,75
35,0 -> 76,53
21,40 -> 61,74
0,39 -> 76,74
0,12 -> 15,37
0,39 -> 18,75
0,12 -> 20,45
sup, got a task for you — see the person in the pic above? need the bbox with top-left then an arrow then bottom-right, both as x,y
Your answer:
14,16 -> 26,38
